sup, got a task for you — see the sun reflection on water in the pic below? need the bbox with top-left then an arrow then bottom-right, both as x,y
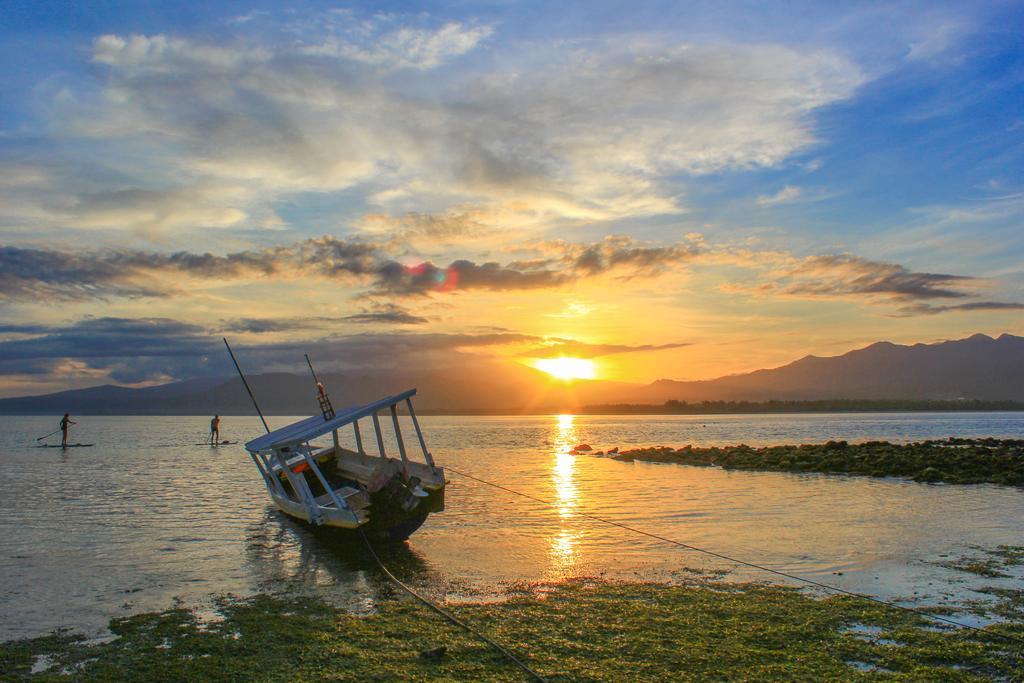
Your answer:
552,414 -> 578,517
547,414 -> 581,578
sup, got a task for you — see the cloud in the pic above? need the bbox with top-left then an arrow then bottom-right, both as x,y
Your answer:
222,305 -> 429,332
895,301 -> 1024,316
8,231 -> 1014,325
328,233 -> 700,294
757,185 -> 802,206
904,16 -> 972,62
0,317 -> 540,383
0,323 -> 56,335
781,254 -> 975,300
0,317 -> 217,383
341,304 -> 429,325
523,339 -> 690,359
0,233 -> 704,302
60,187 -> 249,237
0,317 -> 211,360
544,235 -> 703,277
355,207 -> 514,254
375,259 -> 569,296
220,318 -> 302,334
0,246 -> 169,300
0,162 -> 281,243
16,232 -> 1002,316
0,240 -> 561,300
304,21 -> 493,70
0,239 -> 379,301
713,248 -> 1024,313
867,193 -> 1024,269
2,22 -> 863,241
0,312 -> 698,390
92,33 -> 271,71
358,210 -> 488,241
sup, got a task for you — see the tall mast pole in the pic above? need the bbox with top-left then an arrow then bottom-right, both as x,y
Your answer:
223,338 -> 270,434
305,354 -> 320,385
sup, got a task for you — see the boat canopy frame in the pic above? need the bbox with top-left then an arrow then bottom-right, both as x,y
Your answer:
246,389 -> 425,452
243,389 -> 437,526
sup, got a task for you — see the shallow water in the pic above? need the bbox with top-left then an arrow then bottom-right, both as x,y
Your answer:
1,412 -> 1022,640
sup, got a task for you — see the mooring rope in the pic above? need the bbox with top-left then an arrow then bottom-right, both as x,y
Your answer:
357,528 -> 547,682
447,466 -> 1024,647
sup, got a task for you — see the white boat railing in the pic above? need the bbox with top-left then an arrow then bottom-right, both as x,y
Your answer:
246,390 -> 436,526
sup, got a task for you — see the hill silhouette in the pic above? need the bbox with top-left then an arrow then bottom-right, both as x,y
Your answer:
0,333 -> 1021,414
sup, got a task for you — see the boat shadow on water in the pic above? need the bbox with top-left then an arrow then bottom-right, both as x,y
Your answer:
243,508 -> 436,606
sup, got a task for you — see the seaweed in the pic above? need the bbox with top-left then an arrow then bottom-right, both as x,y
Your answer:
610,439 -> 1024,487
3,576 -> 1022,681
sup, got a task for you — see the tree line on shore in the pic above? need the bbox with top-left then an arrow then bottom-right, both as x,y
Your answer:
581,399 -> 1024,415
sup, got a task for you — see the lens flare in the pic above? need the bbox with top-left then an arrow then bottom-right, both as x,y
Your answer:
404,262 -> 459,292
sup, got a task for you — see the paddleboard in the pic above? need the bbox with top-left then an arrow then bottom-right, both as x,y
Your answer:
36,443 -> 94,448
193,440 -> 236,446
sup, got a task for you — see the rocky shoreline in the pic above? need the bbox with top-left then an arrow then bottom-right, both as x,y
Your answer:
580,438 -> 1024,487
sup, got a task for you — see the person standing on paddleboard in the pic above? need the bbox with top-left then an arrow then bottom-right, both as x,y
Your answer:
209,415 -> 221,445
60,413 -> 76,448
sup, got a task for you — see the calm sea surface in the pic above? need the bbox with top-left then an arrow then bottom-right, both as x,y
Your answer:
1,412 -> 1023,640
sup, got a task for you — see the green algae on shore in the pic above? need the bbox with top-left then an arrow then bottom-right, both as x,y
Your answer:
2,577 -> 1022,681
608,438 -> 1024,487
938,546 -> 1024,579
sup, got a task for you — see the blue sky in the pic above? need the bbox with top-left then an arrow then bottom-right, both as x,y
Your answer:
0,0 -> 1022,396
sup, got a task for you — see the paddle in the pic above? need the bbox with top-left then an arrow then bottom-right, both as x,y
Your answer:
36,428 -> 61,442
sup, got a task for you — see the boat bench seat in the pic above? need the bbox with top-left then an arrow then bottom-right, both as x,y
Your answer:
314,486 -> 370,510
335,453 -> 400,486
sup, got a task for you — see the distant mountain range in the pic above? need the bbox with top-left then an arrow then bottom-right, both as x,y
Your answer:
623,332 -> 1024,404
1,333 -> 1021,415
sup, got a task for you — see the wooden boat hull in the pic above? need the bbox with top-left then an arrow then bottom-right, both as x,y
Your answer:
244,388 -> 445,542
269,481 -> 444,539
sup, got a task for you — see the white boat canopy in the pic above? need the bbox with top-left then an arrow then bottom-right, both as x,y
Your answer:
245,389 -> 417,453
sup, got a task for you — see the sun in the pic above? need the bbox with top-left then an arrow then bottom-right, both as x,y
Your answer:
534,357 -> 596,381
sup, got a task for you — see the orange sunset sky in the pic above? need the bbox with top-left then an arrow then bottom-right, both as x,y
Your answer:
1,1 -> 1022,397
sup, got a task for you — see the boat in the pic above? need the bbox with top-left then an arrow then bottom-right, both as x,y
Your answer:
243,388 -> 445,540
